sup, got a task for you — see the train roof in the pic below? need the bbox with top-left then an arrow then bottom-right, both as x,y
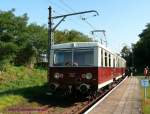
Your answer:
52,41 -> 112,52
52,42 -> 110,50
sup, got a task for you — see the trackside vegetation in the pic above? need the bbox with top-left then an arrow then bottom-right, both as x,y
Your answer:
141,84 -> 150,114
138,76 -> 150,114
0,65 -> 47,111
142,86 -> 150,114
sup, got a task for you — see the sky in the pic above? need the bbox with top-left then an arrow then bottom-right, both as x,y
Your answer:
0,0 -> 150,53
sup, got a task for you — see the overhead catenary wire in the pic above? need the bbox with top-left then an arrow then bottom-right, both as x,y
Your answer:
49,0 -> 92,33
49,0 -> 71,13
59,0 -> 97,30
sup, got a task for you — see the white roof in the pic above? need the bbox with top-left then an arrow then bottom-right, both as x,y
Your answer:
52,42 -> 111,51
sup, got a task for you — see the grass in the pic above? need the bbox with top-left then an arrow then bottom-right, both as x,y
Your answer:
137,76 -> 150,114
0,95 -> 26,110
0,65 -> 47,112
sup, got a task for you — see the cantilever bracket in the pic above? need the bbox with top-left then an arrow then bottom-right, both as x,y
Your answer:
52,10 -> 99,31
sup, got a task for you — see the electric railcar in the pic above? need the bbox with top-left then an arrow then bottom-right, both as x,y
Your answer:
48,42 -> 126,96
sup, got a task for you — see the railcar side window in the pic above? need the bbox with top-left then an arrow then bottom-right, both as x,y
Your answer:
113,58 -> 115,67
105,52 -> 107,67
109,54 -> 111,67
101,49 -> 103,67
116,58 -> 118,67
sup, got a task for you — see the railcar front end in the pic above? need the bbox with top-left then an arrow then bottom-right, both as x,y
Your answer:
48,43 -> 99,96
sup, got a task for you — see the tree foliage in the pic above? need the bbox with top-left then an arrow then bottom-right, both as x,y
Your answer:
133,23 -> 150,69
0,9 -> 48,68
121,45 -> 132,67
121,23 -> 150,71
0,9 -> 22,65
54,30 -> 92,43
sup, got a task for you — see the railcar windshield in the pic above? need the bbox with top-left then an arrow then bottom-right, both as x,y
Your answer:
53,49 -> 94,66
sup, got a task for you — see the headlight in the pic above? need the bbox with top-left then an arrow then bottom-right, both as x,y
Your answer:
85,73 -> 93,79
54,73 -> 60,79
54,73 -> 63,79
81,74 -> 86,78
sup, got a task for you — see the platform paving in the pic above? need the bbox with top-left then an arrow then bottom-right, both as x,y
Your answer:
88,77 -> 142,114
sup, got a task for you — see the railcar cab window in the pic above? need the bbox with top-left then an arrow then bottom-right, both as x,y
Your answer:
53,49 -> 94,66
54,50 -> 72,66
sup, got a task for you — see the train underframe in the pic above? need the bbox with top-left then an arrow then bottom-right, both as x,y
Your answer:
48,75 -> 125,97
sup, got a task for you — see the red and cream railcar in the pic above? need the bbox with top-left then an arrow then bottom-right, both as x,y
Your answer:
48,42 -> 126,95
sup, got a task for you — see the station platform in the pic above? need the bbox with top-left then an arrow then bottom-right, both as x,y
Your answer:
87,77 -> 142,114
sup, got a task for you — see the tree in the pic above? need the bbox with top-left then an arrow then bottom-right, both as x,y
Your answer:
0,9 -> 48,68
15,42 -> 36,67
121,45 -> 132,67
0,9 -> 28,68
15,23 -> 48,67
132,23 -> 150,70
54,29 -> 92,44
